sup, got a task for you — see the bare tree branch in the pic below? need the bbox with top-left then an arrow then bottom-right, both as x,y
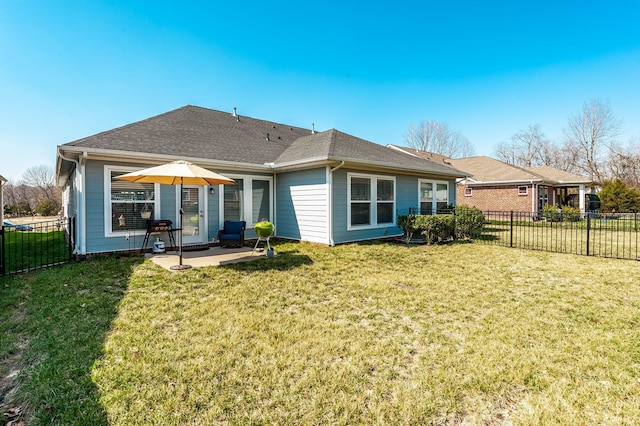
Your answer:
404,120 -> 475,158
493,124 -> 554,167
562,99 -> 623,182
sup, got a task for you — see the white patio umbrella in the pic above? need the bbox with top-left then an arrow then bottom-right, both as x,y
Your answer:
115,160 -> 235,270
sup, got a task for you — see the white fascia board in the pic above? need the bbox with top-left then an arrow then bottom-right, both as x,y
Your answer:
57,146 -> 271,172
274,156 -> 465,178
465,179 -> 544,186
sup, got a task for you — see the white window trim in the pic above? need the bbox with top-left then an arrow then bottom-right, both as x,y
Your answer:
219,174 -> 273,228
104,165 -> 160,238
347,172 -> 396,230
464,187 -> 472,197
518,185 -> 529,196
418,179 -> 450,212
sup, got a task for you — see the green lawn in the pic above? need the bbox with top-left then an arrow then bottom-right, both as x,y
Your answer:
2,242 -> 640,424
2,228 -> 70,273
481,218 -> 640,260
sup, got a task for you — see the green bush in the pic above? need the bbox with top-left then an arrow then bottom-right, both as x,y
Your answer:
398,207 -> 486,244
397,214 -> 418,244
543,204 -> 562,222
599,179 -> 640,213
416,214 -> 455,244
35,199 -> 61,216
561,205 -> 581,222
454,205 -> 485,239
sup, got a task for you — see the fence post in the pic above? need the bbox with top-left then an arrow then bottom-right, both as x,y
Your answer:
1,227 -> 4,276
586,214 -> 591,256
510,211 -> 514,248
68,217 -> 74,261
453,207 -> 457,241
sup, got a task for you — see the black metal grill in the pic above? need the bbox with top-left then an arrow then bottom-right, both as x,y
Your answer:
142,220 -> 177,251
146,219 -> 173,232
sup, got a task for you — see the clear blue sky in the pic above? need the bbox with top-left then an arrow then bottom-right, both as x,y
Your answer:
1,0 -> 639,182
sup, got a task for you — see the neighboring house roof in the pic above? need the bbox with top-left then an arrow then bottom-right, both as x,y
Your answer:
0,175 -> 6,183
387,145 -> 594,187
448,156 -> 542,183
57,106 -> 466,184
386,146 -> 461,171
525,166 -> 592,185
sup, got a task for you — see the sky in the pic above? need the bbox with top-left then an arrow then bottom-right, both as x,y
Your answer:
1,0 -> 639,182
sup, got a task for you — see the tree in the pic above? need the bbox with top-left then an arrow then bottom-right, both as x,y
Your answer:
599,179 -> 640,213
21,165 -> 61,216
605,139 -> 640,189
562,99 -> 623,183
2,165 -> 61,217
493,124 -> 553,167
22,165 -> 57,200
404,120 -> 475,157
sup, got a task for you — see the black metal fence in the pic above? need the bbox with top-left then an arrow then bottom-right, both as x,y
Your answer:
1,217 -> 76,275
478,210 -> 639,260
405,208 -> 639,261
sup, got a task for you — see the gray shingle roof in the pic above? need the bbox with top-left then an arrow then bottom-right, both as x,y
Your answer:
64,105 -> 312,165
387,145 -> 594,185
525,166 -> 591,184
60,105 -> 465,177
276,129 -> 465,176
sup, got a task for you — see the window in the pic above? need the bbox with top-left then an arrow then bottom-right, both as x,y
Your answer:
419,179 -> 449,214
348,173 -> 395,229
224,179 -> 244,221
420,182 -> 433,214
105,167 -> 157,236
518,185 -> 528,196
252,180 -> 270,223
222,176 -> 272,225
464,187 -> 473,196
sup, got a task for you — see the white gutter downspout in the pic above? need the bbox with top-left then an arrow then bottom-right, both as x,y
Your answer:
78,151 -> 87,256
328,161 -> 345,246
57,150 -> 87,255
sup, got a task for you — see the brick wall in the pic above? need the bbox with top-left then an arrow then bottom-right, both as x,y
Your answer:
456,184 -> 534,212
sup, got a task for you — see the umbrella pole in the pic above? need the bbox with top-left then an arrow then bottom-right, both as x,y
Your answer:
171,178 -> 192,270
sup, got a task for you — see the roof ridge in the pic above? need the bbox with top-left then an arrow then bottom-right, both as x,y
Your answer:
193,105 -> 313,133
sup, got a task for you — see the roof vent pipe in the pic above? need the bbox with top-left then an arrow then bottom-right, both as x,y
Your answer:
266,132 -> 270,141
232,107 -> 237,117
312,123 -> 315,134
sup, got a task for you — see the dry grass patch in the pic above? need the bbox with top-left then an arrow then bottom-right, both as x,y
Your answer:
3,241 -> 640,424
89,242 -> 640,425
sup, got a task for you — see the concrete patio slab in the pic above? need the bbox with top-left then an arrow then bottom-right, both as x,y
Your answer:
145,246 -> 265,270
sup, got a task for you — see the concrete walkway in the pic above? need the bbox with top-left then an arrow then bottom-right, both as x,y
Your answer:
145,246 -> 266,270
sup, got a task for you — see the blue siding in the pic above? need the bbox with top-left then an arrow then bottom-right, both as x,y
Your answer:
79,160 -> 460,252
331,170 -> 456,244
82,161 -> 223,254
276,168 -> 328,242
331,169 -> 404,244
84,161 -> 112,253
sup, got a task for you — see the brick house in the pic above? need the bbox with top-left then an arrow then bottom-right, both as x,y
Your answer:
388,146 -> 596,215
